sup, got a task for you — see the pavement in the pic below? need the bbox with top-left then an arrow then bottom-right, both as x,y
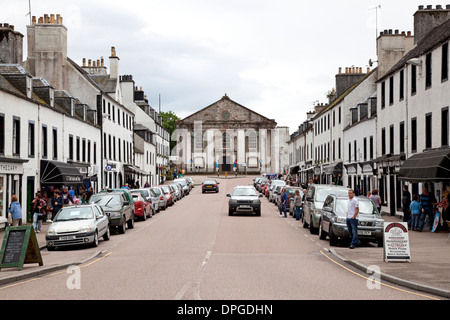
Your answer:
0,212 -> 450,299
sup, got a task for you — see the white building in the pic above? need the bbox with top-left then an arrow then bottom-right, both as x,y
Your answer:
376,5 -> 450,216
0,23 -> 101,226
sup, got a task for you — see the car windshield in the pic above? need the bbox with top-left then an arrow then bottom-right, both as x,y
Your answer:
161,186 -> 170,193
286,188 -> 302,196
89,194 -> 122,208
232,188 -> 258,196
132,194 -> 141,201
315,188 -> 348,202
151,188 -> 161,196
132,190 -> 149,198
335,199 -> 378,216
55,207 -> 93,221
204,180 -> 216,184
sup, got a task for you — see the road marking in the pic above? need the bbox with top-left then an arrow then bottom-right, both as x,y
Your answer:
319,250 -> 440,300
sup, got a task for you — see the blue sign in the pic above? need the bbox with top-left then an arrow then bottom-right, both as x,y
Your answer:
105,165 -> 112,171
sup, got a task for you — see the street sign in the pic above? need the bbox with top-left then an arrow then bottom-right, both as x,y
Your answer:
105,165 -> 112,171
0,226 -> 43,270
383,222 -> 411,262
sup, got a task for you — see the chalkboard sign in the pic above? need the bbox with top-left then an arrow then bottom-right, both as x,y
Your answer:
0,226 -> 43,270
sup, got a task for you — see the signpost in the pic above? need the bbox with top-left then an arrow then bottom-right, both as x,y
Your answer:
0,226 -> 43,270
383,222 -> 411,262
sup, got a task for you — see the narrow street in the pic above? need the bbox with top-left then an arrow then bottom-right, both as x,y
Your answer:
0,176 -> 440,301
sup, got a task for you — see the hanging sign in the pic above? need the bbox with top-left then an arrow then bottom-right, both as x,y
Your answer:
383,222 -> 411,262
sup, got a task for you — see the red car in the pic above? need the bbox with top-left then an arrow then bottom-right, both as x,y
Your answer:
131,193 -> 151,221
156,185 -> 174,206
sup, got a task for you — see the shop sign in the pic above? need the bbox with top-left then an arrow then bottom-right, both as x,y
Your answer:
0,163 -> 23,174
383,222 -> 411,262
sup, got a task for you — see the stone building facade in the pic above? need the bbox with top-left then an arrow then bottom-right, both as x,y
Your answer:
175,95 -> 289,174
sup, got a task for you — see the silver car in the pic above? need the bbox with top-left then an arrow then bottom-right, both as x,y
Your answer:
174,178 -> 190,196
268,180 -> 286,202
151,186 -> 167,210
46,204 -> 110,250
227,185 -> 263,216
318,195 -> 385,247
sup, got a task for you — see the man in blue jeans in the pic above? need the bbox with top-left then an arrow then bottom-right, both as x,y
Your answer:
279,188 -> 288,218
346,189 -> 360,249
419,187 -> 437,231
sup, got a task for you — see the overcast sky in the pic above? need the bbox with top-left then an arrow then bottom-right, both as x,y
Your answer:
3,0 -> 430,133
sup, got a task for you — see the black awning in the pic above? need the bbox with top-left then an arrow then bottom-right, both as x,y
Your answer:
289,165 -> 300,174
323,162 -> 343,175
40,160 -> 84,186
398,149 -> 450,182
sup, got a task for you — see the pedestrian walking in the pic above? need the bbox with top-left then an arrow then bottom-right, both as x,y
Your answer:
402,185 -> 412,228
7,195 -> 22,226
346,189 -> 360,249
31,192 -> 46,233
293,189 -> 302,220
369,189 -> 382,212
419,187 -> 437,231
279,188 -> 288,217
50,189 -> 64,221
410,195 -> 422,231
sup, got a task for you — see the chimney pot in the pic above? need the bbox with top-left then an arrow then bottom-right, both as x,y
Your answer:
88,59 -> 92,67
427,5 -> 433,10
83,58 -> 86,67
32,16 -> 36,25
50,14 -> 55,24
436,5 -> 442,9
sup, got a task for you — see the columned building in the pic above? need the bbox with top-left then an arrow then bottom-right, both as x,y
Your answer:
175,95 -> 288,175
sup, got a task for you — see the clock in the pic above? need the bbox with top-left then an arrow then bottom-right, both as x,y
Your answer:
221,110 -> 231,120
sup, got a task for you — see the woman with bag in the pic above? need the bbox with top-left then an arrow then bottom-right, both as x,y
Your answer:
294,189 -> 303,220
7,195 -> 22,226
31,192 -> 46,233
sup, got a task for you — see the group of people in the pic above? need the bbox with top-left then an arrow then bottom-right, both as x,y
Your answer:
402,186 -> 445,232
6,185 -> 94,233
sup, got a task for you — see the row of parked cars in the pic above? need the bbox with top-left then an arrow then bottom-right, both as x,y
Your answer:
45,177 -> 195,251
253,177 -> 385,247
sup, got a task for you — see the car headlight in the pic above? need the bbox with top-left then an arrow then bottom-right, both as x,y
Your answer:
375,220 -> 384,227
80,226 -> 93,233
47,228 -> 56,236
334,216 -> 347,224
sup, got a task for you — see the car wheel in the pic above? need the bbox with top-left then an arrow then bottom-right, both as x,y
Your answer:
92,231 -> 99,247
47,245 -> 56,251
228,207 -> 233,216
103,226 -> 110,241
302,214 -> 309,228
142,210 -> 147,221
318,220 -> 327,240
377,240 -> 383,247
310,216 -> 318,234
119,218 -> 126,234
127,214 -> 135,229
255,208 -> 261,216
329,225 -> 338,246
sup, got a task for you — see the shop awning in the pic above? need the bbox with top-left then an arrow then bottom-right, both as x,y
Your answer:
323,162 -> 343,175
289,165 -> 300,174
398,148 -> 450,182
40,160 -> 84,186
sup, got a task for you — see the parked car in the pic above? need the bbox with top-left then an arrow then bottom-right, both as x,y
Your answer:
168,184 -> 178,203
174,178 -> 190,196
227,185 -> 263,216
202,179 -> 219,193
89,191 -> 135,234
130,188 -> 159,215
268,180 -> 286,202
46,204 -> 110,250
131,192 -> 152,221
318,195 -> 385,247
173,183 -> 184,199
302,184 -> 350,234
151,186 -> 167,211
256,178 -> 268,192
157,185 -> 173,206
169,183 -> 182,200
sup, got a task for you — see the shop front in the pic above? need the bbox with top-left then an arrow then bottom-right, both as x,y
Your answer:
0,158 -> 28,227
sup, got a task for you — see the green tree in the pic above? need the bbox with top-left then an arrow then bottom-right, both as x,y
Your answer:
160,111 -> 180,150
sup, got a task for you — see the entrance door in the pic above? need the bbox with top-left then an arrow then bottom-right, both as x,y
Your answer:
27,177 -> 34,223
222,156 -> 231,172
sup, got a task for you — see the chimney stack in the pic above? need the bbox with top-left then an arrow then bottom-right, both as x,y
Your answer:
414,5 -> 450,45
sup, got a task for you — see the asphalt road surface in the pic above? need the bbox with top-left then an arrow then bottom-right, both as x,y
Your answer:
0,176 -> 442,301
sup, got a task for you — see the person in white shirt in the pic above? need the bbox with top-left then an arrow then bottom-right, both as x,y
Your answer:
346,189 -> 360,249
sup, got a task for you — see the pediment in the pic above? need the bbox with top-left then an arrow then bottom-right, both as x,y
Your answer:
178,95 -> 276,129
